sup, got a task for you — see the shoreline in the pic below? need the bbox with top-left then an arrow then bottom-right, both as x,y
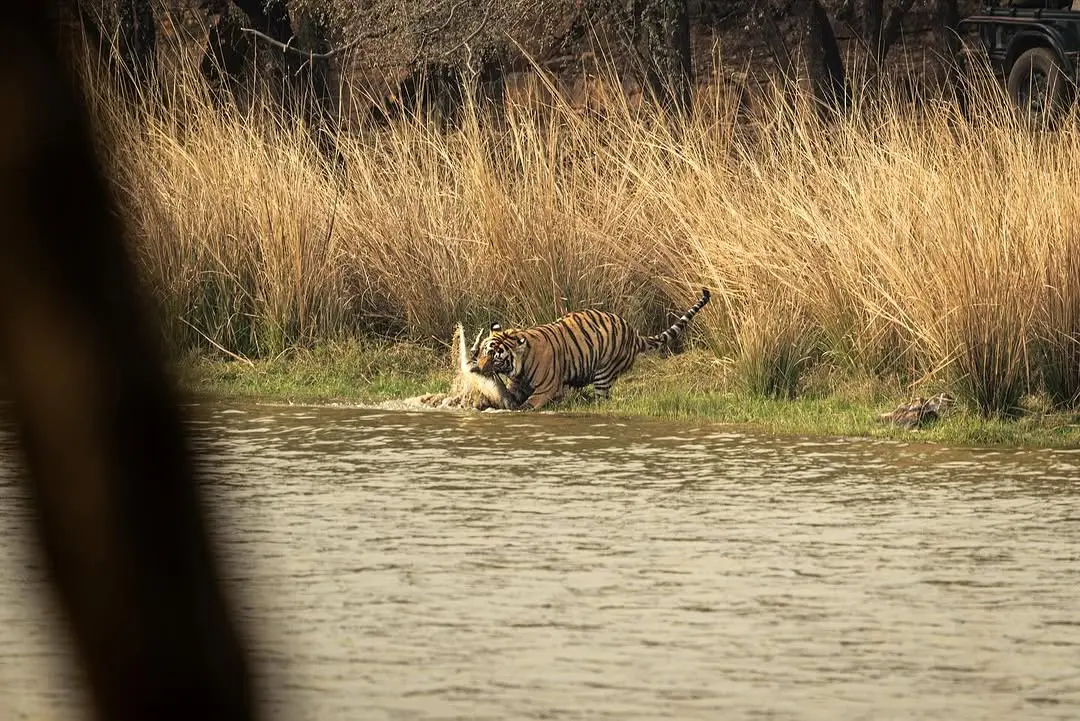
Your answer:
176,343 -> 1080,450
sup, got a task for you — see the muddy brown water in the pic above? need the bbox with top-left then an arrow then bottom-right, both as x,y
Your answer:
2,400 -> 1079,720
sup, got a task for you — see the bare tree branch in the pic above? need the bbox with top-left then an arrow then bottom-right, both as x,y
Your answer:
437,3 -> 493,58
242,0 -> 489,66
240,26 -> 368,59
431,0 -> 472,36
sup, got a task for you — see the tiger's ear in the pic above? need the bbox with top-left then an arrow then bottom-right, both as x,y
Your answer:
517,336 -> 527,346
490,322 -> 502,332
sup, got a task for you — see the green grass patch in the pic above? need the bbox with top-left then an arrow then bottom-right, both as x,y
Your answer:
179,343 -> 1080,449
177,339 -> 451,404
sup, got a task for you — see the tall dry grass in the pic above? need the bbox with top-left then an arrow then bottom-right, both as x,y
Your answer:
85,43 -> 1080,417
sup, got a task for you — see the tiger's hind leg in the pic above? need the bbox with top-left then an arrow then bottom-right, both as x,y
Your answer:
591,385 -> 611,405
590,354 -> 638,404
572,386 -> 607,405
572,387 -> 599,403
591,373 -> 616,403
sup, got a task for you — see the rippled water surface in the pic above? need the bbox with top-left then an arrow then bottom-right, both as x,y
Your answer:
2,401 -> 1080,720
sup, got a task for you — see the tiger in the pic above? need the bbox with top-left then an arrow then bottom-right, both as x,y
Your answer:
470,288 -> 711,410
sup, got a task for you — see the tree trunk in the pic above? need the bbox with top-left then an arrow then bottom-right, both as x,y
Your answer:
118,0 -> 156,90
938,0 -> 961,61
201,2 -> 336,128
937,0 -> 967,114
232,0 -> 303,80
292,7 -> 338,128
200,5 -> 253,110
863,0 -> 883,59
861,0 -> 916,69
875,0 -> 917,67
756,8 -> 795,80
233,0 -> 295,60
634,0 -> 694,116
754,0 -> 847,118
65,0 -> 107,63
802,0 -> 848,117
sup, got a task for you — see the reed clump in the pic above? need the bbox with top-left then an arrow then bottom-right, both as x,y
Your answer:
86,42 -> 1080,419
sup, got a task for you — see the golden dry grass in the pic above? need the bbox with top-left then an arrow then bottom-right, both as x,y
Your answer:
84,44 -> 1080,419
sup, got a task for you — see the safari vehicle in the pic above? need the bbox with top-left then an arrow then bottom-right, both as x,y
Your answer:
960,0 -> 1080,120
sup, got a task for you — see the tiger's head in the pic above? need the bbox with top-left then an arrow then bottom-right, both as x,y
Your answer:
472,323 -> 527,377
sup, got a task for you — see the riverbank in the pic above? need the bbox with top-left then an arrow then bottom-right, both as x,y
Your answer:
177,343 -> 1080,449
83,46 -> 1080,433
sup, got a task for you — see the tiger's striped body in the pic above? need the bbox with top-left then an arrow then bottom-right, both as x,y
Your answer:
471,289 -> 711,410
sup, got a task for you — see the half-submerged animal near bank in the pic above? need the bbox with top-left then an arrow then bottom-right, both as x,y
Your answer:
468,288 -> 712,411
877,393 -> 953,429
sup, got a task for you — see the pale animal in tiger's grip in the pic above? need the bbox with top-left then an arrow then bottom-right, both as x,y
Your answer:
412,322 -> 515,410
471,288 -> 712,410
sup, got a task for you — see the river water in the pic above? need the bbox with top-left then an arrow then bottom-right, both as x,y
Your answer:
2,401 -> 1079,720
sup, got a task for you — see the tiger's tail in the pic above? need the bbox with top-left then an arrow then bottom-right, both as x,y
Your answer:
644,288 -> 711,351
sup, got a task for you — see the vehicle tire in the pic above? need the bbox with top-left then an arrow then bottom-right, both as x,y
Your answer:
1007,47 -> 1071,128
